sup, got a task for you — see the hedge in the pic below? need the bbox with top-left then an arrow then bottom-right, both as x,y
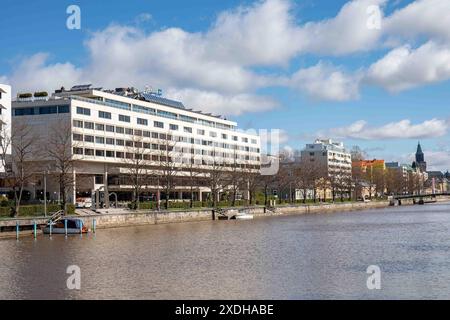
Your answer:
0,204 -> 75,217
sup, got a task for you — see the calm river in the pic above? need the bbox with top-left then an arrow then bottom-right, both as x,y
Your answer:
1,202 -> 450,299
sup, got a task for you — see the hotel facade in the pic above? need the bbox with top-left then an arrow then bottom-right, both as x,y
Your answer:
11,85 -> 261,206
0,83 -> 11,175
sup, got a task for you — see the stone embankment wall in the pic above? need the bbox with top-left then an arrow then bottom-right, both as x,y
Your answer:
0,200 -> 398,238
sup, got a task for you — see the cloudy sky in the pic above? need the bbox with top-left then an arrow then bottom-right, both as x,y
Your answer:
1,0 -> 450,170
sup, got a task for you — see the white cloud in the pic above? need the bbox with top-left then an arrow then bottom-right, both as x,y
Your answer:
300,0 -> 386,55
366,41 -> 450,91
321,118 -> 449,140
384,0 -> 450,42
3,53 -> 83,94
290,62 -> 362,101
165,88 -> 278,116
3,0 -> 450,113
399,150 -> 450,172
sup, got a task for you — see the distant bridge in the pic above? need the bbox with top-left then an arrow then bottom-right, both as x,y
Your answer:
393,192 -> 450,200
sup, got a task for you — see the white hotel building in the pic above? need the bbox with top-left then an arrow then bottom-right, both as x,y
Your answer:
11,85 -> 261,205
0,83 -> 12,175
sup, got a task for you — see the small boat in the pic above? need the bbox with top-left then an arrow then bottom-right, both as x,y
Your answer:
231,211 -> 254,220
42,218 -> 88,234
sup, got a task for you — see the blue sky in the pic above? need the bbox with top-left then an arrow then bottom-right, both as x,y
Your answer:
1,0 -> 450,170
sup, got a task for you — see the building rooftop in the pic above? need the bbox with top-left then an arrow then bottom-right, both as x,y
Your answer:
15,84 -> 229,121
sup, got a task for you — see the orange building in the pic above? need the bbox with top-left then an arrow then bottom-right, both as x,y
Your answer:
352,159 -> 386,173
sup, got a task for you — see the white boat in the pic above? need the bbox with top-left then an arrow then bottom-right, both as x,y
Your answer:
232,211 -> 254,220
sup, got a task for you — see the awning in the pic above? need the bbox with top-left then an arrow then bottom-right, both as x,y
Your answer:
0,88 -> 6,93
0,104 -> 6,109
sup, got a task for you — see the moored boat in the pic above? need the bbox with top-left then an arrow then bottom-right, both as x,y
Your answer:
42,218 -> 88,234
231,211 -> 254,220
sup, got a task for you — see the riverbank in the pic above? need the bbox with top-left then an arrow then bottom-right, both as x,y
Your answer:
0,200 -> 395,239
3,197 -> 449,239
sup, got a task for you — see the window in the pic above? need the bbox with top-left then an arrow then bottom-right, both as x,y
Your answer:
184,127 -> 193,134
73,120 -> 83,128
132,104 -> 156,115
106,150 -> 115,158
106,125 -> 115,132
84,135 -> 94,143
232,136 -> 238,141
84,148 -> 94,156
73,147 -> 83,155
76,107 -> 90,116
137,118 -> 148,126
116,152 -> 125,158
170,124 -> 179,131
222,134 -> 227,140
116,139 -> 125,146
134,129 -> 143,136
105,99 -> 131,110
14,107 -> 34,116
84,122 -> 94,130
73,133 -> 83,141
99,111 -> 112,119
242,137 -> 248,143
119,114 -> 131,122
210,132 -> 217,138
251,139 -> 257,144
95,137 -> 105,144
152,132 -> 159,139
95,123 -> 105,131
143,131 -> 151,138
197,129 -> 205,135
95,150 -> 105,157
58,105 -> 70,113
126,140 -> 133,147
154,121 -> 164,128
125,128 -> 133,135
106,138 -> 115,145
39,106 -> 57,114
116,126 -> 124,134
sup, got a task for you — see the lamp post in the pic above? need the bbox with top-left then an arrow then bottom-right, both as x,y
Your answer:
44,171 -> 47,217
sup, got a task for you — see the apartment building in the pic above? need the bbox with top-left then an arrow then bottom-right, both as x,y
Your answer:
301,139 -> 352,177
11,85 -> 261,205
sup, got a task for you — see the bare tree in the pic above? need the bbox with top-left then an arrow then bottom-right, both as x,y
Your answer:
45,121 -> 78,213
228,147 -> 243,206
241,161 -> 259,205
158,132 -> 180,210
10,122 -> 36,216
203,147 -> 230,208
181,148 -> 202,208
122,133 -> 153,210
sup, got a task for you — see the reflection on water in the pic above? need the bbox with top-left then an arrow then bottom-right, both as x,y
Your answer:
1,203 -> 450,299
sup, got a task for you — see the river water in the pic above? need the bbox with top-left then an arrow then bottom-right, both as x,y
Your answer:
1,202 -> 450,299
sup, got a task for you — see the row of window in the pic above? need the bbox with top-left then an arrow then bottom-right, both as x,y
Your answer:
73,147 -> 259,162
73,120 -> 259,152
75,108 -> 257,143
14,105 -> 70,116
73,95 -> 234,130
72,130 -> 259,153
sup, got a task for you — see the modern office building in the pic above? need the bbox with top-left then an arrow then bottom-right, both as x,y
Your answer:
301,139 -> 352,177
11,84 -> 261,206
0,83 -> 12,175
